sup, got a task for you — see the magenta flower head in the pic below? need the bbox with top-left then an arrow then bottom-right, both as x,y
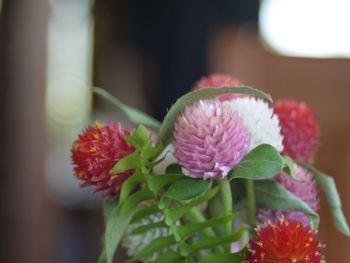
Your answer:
245,218 -> 324,263
173,100 -> 250,179
71,121 -> 135,196
258,165 -> 319,226
192,73 -> 246,101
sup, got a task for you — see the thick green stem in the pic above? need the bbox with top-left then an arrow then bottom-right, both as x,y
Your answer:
245,179 -> 256,228
219,179 -> 233,251
219,179 -> 233,235
187,208 -> 224,253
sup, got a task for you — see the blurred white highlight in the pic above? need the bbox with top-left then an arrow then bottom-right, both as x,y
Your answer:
260,0 -> 350,58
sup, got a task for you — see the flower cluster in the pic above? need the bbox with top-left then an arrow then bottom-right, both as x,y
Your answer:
68,73 -> 347,263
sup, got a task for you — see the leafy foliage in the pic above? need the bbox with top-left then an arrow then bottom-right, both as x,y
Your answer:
93,86 -> 350,263
301,163 -> 350,236
255,180 -> 319,229
99,125 -> 247,263
228,144 -> 283,181
94,87 -> 161,132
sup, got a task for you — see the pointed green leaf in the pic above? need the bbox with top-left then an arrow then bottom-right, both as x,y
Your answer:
102,197 -> 118,221
98,198 -> 118,263
165,178 -> 211,201
174,213 -> 237,240
158,86 -> 272,144
94,87 -> 161,131
110,152 -> 140,174
144,141 -> 164,160
148,173 -> 184,193
131,204 -> 160,223
130,221 -> 167,235
180,229 -> 243,255
105,205 -> 136,263
255,180 -> 319,229
228,144 -> 283,181
164,187 -> 219,224
120,189 -> 154,216
282,156 -> 299,180
119,171 -> 144,203
153,252 -> 183,263
129,236 -> 176,262
302,163 -> 350,236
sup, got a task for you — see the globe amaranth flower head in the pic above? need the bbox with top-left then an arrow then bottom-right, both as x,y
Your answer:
274,99 -> 320,162
192,73 -> 246,101
245,218 -> 324,263
258,165 -> 319,226
173,100 -> 250,179
71,121 -> 135,196
224,97 -> 284,152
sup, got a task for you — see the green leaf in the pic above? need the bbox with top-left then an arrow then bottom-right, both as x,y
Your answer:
105,204 -> 136,263
158,86 -> 272,144
164,187 -> 219,224
129,236 -> 176,262
94,87 -> 161,131
97,248 -> 107,263
131,204 -> 159,223
255,180 -> 319,229
110,152 -> 140,174
102,197 -> 118,221
302,163 -> 350,236
166,163 -> 182,174
174,213 -> 237,240
197,253 -> 242,263
148,173 -> 184,193
130,221 -> 167,235
99,198 -> 118,263
164,178 -> 211,201
120,189 -> 154,216
228,144 -> 283,181
282,156 -> 298,180
153,252 -> 183,263
180,229 -> 243,255
144,141 -> 164,160
119,171 -> 144,203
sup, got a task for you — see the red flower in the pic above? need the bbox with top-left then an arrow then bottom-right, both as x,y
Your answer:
71,121 -> 135,196
192,73 -> 246,101
274,100 -> 320,162
245,219 -> 324,263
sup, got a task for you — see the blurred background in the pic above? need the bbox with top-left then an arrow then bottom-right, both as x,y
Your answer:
1,0 -> 350,262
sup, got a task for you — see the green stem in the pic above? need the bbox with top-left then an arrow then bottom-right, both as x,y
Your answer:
218,179 -> 233,251
245,179 -> 256,228
187,208 -> 224,253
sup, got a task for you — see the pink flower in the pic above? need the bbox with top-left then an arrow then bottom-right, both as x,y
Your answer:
258,166 -> 319,226
173,100 -> 250,179
192,73 -> 246,101
274,100 -> 320,162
